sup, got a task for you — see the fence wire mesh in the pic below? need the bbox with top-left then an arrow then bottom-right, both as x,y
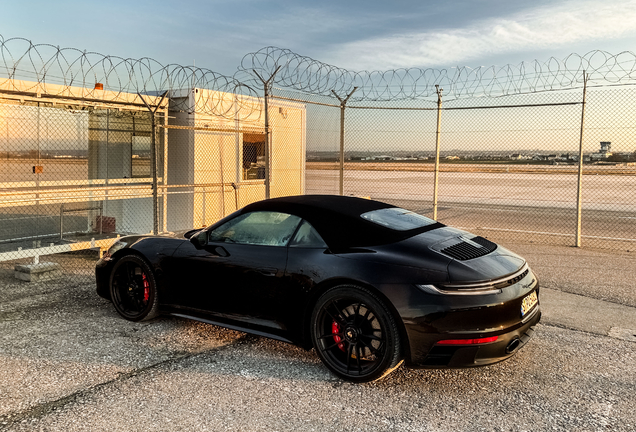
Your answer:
1,35 -> 636,286
427,92 -> 585,248
0,98 -> 164,282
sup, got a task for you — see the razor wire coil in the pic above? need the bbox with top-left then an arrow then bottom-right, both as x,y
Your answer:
238,47 -> 636,101
2,34 -> 636,111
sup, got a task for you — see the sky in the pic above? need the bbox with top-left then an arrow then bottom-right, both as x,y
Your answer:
1,0 -> 636,77
3,0 -> 634,154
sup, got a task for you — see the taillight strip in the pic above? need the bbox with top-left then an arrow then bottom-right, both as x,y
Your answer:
437,336 -> 498,345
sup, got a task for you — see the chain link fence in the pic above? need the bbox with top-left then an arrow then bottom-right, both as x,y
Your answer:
162,88 -> 304,234
0,93 -> 165,282
1,36 -> 635,285
280,85 -> 636,251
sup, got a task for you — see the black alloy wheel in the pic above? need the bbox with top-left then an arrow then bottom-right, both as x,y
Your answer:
311,285 -> 403,382
109,255 -> 159,322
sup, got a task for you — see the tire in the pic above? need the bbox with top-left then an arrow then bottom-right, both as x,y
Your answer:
109,255 -> 160,322
310,285 -> 403,382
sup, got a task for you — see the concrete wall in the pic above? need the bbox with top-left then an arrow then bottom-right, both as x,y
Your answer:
269,100 -> 306,199
166,108 -> 195,232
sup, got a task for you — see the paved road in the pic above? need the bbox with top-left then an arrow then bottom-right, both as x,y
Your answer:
1,243 -> 635,431
307,169 -> 636,249
401,200 -> 636,250
306,169 -> 636,211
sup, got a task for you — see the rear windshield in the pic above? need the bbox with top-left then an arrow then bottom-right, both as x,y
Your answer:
360,207 -> 436,231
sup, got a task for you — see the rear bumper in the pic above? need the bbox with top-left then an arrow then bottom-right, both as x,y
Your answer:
407,307 -> 541,368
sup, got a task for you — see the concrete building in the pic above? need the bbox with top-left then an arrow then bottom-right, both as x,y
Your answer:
0,79 -> 306,246
165,88 -> 306,232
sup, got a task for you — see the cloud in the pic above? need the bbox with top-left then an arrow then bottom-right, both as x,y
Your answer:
326,0 -> 636,69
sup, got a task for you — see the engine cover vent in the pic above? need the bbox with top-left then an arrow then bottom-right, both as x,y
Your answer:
440,236 -> 497,260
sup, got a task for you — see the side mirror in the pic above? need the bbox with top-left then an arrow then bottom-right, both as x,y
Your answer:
189,230 -> 208,249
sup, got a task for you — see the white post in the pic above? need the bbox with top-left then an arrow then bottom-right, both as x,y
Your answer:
575,72 -> 588,247
432,85 -> 443,220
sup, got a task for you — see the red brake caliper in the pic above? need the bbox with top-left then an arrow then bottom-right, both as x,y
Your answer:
142,273 -> 150,302
332,320 -> 345,352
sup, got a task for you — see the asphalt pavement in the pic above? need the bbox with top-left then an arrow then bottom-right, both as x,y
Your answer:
0,241 -> 635,432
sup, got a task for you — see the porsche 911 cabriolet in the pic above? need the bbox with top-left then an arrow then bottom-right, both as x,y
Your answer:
96,195 -> 540,382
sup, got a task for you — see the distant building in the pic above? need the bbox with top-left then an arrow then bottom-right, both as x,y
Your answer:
532,154 -> 558,161
590,141 -> 613,161
555,153 -> 576,162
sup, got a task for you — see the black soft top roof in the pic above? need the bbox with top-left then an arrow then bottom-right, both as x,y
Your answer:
242,195 -> 443,249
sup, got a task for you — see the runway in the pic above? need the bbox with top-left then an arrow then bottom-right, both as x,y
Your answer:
306,169 -> 636,249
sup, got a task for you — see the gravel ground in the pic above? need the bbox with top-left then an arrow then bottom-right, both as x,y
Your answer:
1,247 -> 635,432
2,325 -> 635,432
0,265 -> 242,418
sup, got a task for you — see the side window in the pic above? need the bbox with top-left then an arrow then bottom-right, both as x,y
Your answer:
131,135 -> 152,178
208,211 -> 301,246
289,220 -> 328,248
242,133 -> 266,180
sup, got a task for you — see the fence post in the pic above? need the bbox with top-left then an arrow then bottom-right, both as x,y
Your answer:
202,188 -> 206,226
150,113 -> 158,234
219,134 -> 226,217
162,111 -> 169,233
138,91 -> 168,235
59,204 -> 64,241
433,85 -> 443,220
253,66 -> 282,200
575,72 -> 589,247
331,88 -> 358,196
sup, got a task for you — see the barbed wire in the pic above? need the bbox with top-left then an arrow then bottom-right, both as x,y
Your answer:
237,47 -> 636,101
0,36 -> 262,120
2,34 -> 636,111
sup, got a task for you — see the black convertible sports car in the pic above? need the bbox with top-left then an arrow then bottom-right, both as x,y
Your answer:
96,195 -> 540,382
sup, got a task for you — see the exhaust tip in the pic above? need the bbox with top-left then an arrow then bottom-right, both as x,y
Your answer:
506,338 -> 521,354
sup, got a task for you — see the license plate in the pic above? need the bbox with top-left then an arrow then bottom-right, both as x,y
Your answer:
521,291 -> 538,317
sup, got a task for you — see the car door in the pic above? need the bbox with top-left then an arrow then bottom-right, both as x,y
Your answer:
171,211 -> 302,330
272,220 -> 333,337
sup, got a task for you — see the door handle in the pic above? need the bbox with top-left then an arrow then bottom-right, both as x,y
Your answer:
256,267 -> 278,277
